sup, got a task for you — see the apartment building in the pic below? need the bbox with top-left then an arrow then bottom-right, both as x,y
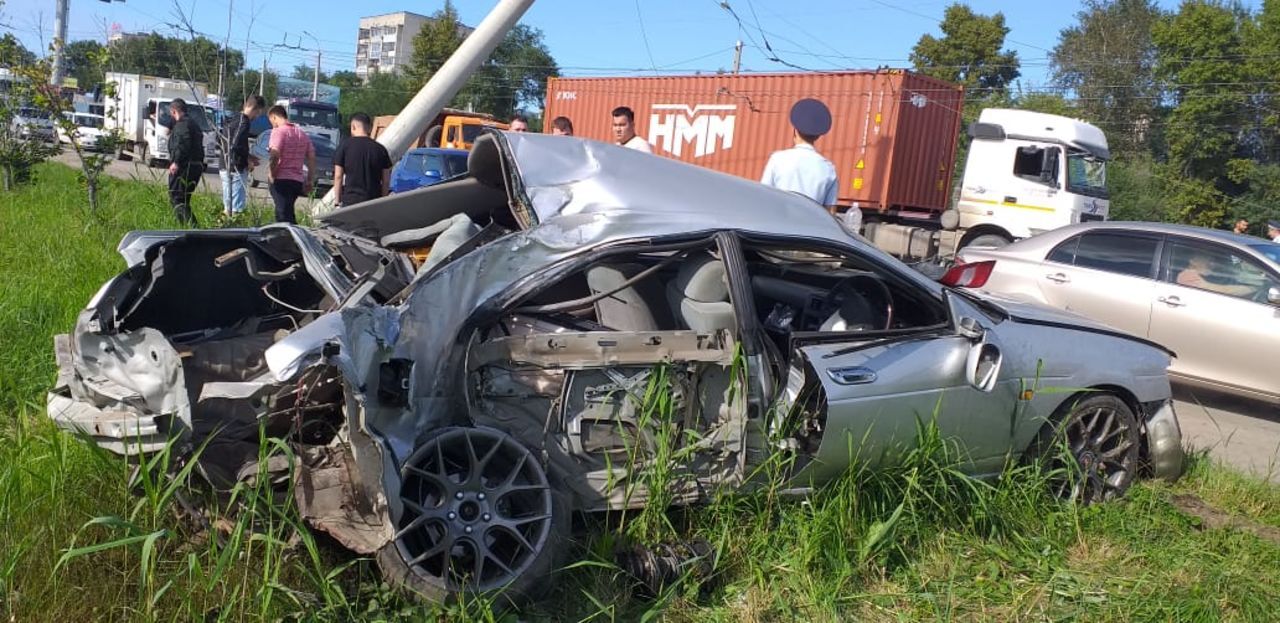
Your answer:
356,11 -> 477,80
355,12 -> 430,79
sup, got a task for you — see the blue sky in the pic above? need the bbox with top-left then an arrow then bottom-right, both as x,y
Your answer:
0,0 -> 1261,87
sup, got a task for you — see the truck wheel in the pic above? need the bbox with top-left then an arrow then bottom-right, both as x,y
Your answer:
963,233 -> 1011,250
378,426 -> 569,607
425,125 -> 443,148
117,145 -> 133,162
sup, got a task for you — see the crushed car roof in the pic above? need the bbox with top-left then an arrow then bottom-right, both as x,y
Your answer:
320,131 -> 857,248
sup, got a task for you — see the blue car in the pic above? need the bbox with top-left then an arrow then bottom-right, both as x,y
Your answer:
390,147 -> 469,193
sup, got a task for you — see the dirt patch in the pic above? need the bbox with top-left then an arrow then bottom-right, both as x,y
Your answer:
1172,493 -> 1280,545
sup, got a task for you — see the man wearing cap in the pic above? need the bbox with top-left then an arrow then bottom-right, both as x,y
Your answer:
1268,220 -> 1280,242
761,98 -> 839,213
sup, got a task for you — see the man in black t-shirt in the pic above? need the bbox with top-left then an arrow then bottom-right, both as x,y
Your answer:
333,112 -> 392,207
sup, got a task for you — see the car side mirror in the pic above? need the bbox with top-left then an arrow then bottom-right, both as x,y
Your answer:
424,169 -> 441,178
955,314 -> 1001,391
1039,147 -> 1060,188
966,341 -> 1003,393
1268,286 -> 1280,305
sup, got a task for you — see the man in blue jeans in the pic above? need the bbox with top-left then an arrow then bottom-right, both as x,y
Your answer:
218,95 -> 266,217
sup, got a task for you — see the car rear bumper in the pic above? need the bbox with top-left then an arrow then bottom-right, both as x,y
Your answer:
1145,399 -> 1184,480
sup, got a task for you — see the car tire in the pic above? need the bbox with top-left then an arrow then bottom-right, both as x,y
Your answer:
377,426 -> 569,607
1030,393 -> 1140,504
962,233 -> 1012,250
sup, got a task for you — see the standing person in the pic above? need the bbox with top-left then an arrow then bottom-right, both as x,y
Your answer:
760,98 -> 839,214
266,105 -> 315,224
551,116 -> 573,136
1269,220 -> 1280,242
1233,218 -> 1250,235
509,114 -> 529,132
332,112 -> 392,207
166,98 -> 205,226
610,106 -> 651,153
219,95 -> 266,218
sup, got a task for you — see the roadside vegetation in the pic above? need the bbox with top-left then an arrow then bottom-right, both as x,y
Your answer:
2,163 -> 1279,621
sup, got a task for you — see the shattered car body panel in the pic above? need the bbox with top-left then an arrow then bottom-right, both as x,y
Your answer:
50,131 -> 1185,602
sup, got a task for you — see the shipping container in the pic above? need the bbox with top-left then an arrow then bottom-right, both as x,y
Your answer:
544,70 -> 964,216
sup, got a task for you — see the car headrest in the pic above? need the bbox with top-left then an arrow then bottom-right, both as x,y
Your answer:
674,254 -> 728,303
468,133 -> 505,189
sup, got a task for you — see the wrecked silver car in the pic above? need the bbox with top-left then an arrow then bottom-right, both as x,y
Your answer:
48,131 -> 1184,603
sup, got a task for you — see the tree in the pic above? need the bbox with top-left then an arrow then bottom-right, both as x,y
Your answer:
1151,0 -> 1251,225
339,70 -> 412,120
223,69 -> 278,110
291,64 -> 329,83
1013,91 -> 1077,117
406,0 -> 465,86
1051,0 -> 1164,155
0,33 -> 35,67
406,1 -> 558,120
64,40 -> 106,90
108,34 -> 244,90
910,4 -> 1020,96
328,71 -> 361,89
457,24 -> 558,121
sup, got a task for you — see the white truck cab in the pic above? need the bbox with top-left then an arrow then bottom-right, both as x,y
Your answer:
955,108 -> 1110,246
104,73 -> 218,169
148,98 -> 219,167
275,99 -> 341,149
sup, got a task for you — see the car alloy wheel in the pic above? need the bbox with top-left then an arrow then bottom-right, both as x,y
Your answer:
393,426 -> 556,594
1049,394 -> 1140,504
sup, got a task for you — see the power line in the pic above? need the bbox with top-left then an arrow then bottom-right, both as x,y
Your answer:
633,0 -> 659,74
715,0 -> 813,71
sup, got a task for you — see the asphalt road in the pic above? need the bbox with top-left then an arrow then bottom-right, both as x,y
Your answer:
1174,386 -> 1280,480
48,147 -> 1280,481
49,148 -> 326,215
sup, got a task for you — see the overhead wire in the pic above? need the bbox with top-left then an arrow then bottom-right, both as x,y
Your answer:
633,0 -> 659,74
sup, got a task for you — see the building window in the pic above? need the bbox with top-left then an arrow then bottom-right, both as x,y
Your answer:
358,28 -> 369,39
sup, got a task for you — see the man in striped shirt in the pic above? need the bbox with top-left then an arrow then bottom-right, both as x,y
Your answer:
266,105 -> 315,224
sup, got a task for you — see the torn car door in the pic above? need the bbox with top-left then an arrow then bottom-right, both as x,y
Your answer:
465,325 -> 748,512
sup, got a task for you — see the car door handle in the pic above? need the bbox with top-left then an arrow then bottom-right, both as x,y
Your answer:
1157,295 -> 1185,308
1045,272 -> 1070,283
827,366 -> 877,385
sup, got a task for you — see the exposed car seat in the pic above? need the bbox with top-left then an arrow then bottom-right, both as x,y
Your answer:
586,263 -> 668,331
667,255 -> 735,332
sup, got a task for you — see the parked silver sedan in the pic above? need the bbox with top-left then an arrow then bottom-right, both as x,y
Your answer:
48,133 -> 1184,605
956,222 -> 1280,403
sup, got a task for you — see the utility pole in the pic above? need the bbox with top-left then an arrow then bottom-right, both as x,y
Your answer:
303,31 -> 322,101
313,49 -> 321,100
259,57 -> 267,96
49,0 -> 69,86
732,40 -> 742,75
315,0 -> 535,214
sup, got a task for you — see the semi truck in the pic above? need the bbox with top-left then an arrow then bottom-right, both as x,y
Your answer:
104,72 -> 218,168
543,70 -> 1111,262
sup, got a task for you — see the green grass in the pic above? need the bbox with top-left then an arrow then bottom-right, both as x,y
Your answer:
3,163 -> 1280,621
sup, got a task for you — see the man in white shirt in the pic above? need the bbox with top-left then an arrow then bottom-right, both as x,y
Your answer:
760,98 -> 839,213
611,106 -> 652,153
